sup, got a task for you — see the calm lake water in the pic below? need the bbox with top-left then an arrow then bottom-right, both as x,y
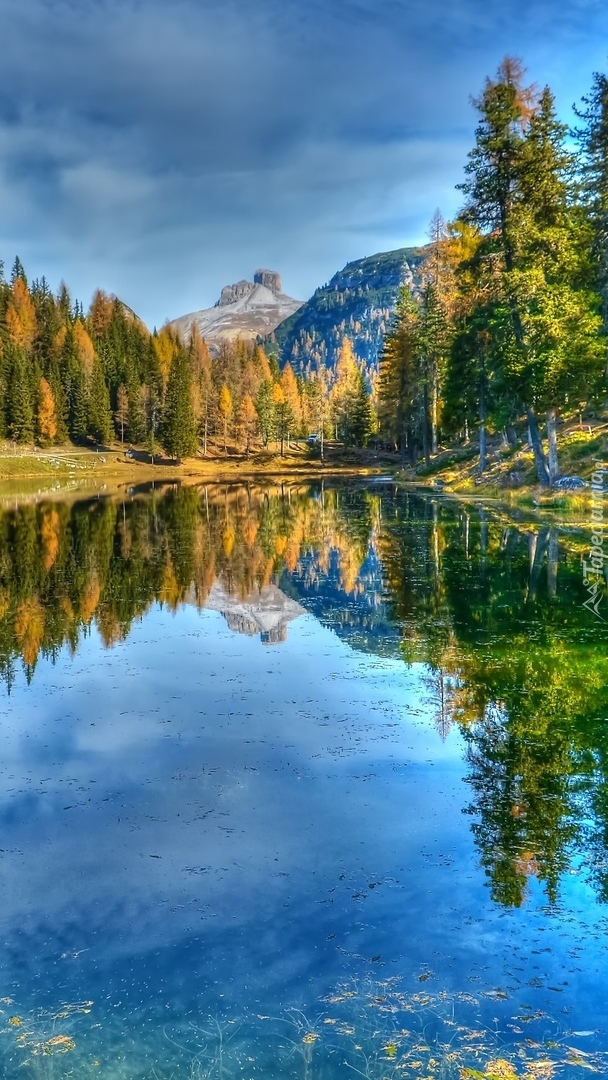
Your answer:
0,482 -> 607,1079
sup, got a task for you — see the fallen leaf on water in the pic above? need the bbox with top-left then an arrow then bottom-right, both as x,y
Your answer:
484,1061 -> 518,1080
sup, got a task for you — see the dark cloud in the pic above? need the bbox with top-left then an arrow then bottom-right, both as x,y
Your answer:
1,0 -> 608,325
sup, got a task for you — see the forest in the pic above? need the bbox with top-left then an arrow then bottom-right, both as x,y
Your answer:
2,58 -> 608,484
378,58 -> 608,485
0,260 -> 373,462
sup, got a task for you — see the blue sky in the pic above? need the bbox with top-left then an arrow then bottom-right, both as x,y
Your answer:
1,0 -> 608,327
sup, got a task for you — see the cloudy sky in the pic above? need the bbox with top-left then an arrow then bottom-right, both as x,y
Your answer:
2,0 -> 608,327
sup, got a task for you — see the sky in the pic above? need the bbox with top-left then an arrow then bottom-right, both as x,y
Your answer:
2,0 -> 608,329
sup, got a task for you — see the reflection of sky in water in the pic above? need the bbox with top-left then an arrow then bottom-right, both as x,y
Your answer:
0,601 -> 607,1074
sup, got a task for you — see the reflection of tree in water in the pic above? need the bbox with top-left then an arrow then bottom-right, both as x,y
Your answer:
378,493 -> 608,907
0,484 -> 383,685
4,484 -> 608,909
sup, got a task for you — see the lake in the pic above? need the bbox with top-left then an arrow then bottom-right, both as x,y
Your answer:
0,481 -> 607,1079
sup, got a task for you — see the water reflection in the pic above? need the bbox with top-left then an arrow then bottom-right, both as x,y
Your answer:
1,484 -> 608,1076
2,484 -> 608,914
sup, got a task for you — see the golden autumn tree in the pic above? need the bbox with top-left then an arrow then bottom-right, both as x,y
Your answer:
238,393 -> 258,457
153,327 -> 177,387
6,278 -> 37,352
37,377 -> 58,444
73,320 -> 96,384
218,384 -> 233,455
280,363 -> 301,445
330,337 -> 360,443
88,289 -> 115,338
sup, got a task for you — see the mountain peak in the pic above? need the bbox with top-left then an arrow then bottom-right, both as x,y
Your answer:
254,269 -> 282,292
169,270 -> 303,348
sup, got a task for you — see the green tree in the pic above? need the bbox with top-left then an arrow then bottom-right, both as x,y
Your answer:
377,287 -> 420,463
9,350 -> 35,443
350,371 -> 374,447
254,380 -> 276,447
88,355 -> 112,443
162,349 -> 197,462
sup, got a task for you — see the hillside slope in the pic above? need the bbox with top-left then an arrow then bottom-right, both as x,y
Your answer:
268,246 -> 426,376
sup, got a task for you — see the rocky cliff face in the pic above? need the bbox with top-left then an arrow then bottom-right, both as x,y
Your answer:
168,270 -> 303,349
268,246 -> 426,377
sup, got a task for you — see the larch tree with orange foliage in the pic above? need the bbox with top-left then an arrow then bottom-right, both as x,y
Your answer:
280,363 -> 301,447
238,393 -> 258,457
37,377 -> 58,444
218,385 -> 233,455
6,278 -> 37,353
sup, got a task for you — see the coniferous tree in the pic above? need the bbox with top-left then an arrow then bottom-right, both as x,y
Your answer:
575,71 -> 608,346
351,371 -> 374,447
255,380 -> 276,447
377,287 -> 420,463
162,349 -> 197,462
37,377 -> 58,444
88,355 -> 112,443
9,350 -> 35,443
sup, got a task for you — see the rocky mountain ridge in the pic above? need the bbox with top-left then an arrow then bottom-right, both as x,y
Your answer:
268,246 -> 427,376
168,269 -> 303,349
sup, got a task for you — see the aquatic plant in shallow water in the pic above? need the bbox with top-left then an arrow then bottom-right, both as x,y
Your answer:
2,980 -> 607,1079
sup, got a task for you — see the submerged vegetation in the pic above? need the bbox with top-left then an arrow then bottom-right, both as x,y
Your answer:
2,979 -> 604,1079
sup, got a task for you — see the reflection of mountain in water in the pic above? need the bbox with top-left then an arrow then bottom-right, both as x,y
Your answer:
282,546 -> 403,658
204,582 -> 304,645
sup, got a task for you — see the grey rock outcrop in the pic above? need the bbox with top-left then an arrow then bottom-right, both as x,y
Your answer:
168,270 -> 303,350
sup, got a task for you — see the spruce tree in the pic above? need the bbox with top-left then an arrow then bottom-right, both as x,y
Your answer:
351,371 -> 374,447
88,355 -> 112,444
255,380 -> 276,447
377,286 -> 420,464
575,70 -> 608,336
9,349 -> 35,443
162,350 -> 197,462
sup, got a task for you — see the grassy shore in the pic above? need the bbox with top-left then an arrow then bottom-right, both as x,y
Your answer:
0,441 -> 389,505
1,423 -> 606,523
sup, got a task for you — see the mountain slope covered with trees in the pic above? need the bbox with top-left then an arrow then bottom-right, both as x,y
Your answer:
268,247 -> 425,379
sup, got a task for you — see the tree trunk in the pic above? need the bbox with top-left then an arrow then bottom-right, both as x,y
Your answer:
527,406 -> 550,486
320,426 -> 324,461
203,413 -> 208,456
478,381 -> 487,475
423,383 -> 430,466
431,374 -> 438,455
546,407 -> 559,485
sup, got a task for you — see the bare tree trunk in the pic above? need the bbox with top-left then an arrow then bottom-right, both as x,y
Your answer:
527,406 -> 550,486
431,374 -> 438,455
478,382 -> 487,475
423,383 -> 430,466
546,407 -> 559,485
